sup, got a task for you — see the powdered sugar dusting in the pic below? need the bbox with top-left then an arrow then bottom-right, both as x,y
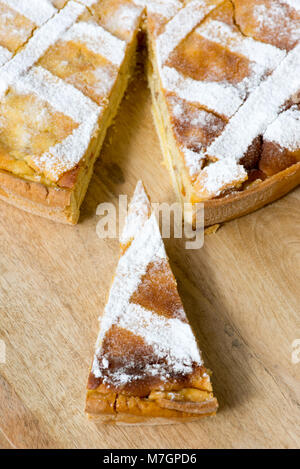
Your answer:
99,1 -> 143,41
117,303 -> 201,374
161,65 -> 243,117
253,1 -> 300,46
156,0 -> 223,65
207,44 -> 300,162
13,66 -> 101,181
0,1 -> 85,86
281,0 -> 300,11
120,180 -> 151,246
0,0 -> 57,26
0,0 -> 141,182
133,0 -> 182,19
14,66 -> 99,123
76,0 -> 97,6
170,95 -> 220,127
0,45 -> 12,67
167,95 -> 226,174
63,21 -> 126,66
161,18 -> 286,119
196,19 -> 286,70
90,65 -> 118,99
264,105 -> 300,151
92,209 -> 202,384
197,159 -> 247,197
183,148 -> 205,177
32,118 -> 99,181
150,0 -> 300,196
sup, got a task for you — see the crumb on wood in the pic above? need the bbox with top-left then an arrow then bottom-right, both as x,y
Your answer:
205,224 -> 220,235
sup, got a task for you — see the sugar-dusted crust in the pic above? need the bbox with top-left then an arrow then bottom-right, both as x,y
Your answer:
148,55 -> 300,227
0,1 -> 141,224
203,161 -> 300,226
147,0 -> 300,227
85,182 -> 218,424
0,129 -> 100,223
0,28 -> 139,223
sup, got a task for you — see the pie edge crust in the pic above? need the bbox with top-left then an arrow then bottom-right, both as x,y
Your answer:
85,386 -> 218,425
203,161 -> 300,226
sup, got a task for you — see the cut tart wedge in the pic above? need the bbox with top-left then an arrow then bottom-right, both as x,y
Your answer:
0,0 -> 299,226
85,181 -> 218,424
0,0 -> 143,223
146,0 -> 300,226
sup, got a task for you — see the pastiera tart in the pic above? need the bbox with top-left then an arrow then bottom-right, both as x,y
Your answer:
146,0 -> 300,226
0,1 -> 299,225
85,181 -> 218,424
0,0 -> 143,223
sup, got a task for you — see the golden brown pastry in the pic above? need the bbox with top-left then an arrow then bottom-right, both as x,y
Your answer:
86,181 -> 218,423
146,0 -> 300,226
0,0 -> 143,223
0,0 -> 299,226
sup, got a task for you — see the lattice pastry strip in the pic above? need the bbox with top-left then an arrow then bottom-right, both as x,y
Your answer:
0,0 -> 57,26
0,1 -> 86,88
260,105 -> 300,176
0,0 -> 60,68
157,1 -> 286,118
232,0 -> 300,51
84,0 -> 144,42
6,66 -> 101,182
0,45 -> 12,68
194,18 -> 286,95
206,44 -> 300,163
38,19 -> 127,106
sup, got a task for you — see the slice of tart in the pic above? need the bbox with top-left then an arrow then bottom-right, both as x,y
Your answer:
146,0 -> 300,226
0,0 -> 143,223
85,181 -> 218,424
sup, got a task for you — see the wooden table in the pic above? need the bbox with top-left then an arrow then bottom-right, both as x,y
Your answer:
0,61 -> 299,450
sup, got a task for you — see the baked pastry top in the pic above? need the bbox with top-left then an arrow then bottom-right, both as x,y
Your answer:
146,0 -> 300,210
0,0 -> 143,223
0,0 -> 299,225
86,181 -> 218,423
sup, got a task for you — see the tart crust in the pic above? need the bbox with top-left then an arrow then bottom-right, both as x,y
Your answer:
203,161 -> 300,226
86,388 -> 218,424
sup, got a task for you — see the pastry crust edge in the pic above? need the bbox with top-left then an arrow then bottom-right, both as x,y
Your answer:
203,161 -> 300,226
85,392 -> 218,425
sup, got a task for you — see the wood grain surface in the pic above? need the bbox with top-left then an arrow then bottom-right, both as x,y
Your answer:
0,60 -> 299,449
